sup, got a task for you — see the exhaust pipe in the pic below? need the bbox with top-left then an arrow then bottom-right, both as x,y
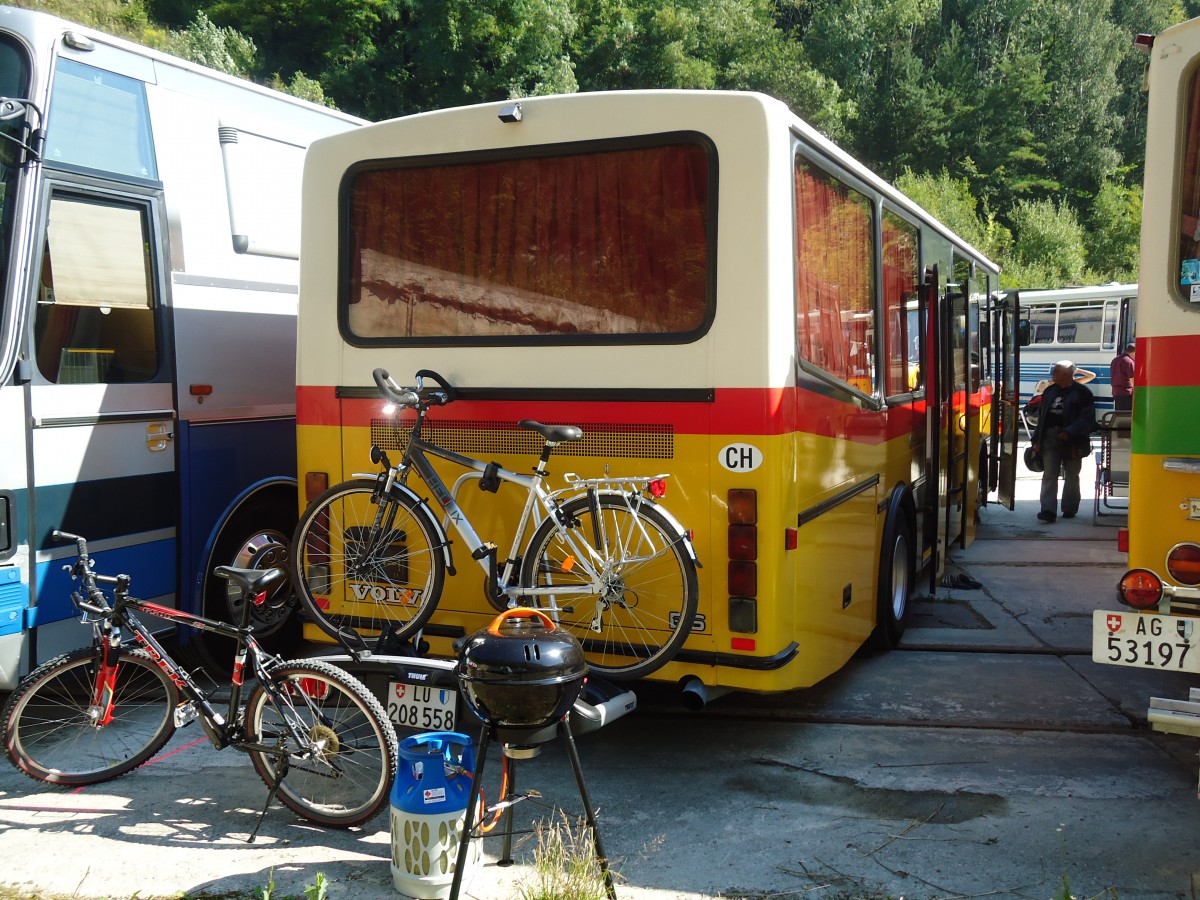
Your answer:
679,675 -> 711,711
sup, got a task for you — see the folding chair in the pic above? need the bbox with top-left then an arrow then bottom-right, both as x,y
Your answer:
1093,410 -> 1132,524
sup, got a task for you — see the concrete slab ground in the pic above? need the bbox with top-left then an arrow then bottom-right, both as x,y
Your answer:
2,445 -> 1199,900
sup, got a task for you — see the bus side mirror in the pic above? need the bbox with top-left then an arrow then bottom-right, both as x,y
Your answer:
1017,320 -> 1030,347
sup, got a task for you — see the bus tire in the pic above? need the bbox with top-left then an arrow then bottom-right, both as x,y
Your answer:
180,497 -> 301,678
870,500 -> 914,650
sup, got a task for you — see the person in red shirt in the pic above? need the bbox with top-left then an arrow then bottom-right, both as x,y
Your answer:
1110,342 -> 1135,411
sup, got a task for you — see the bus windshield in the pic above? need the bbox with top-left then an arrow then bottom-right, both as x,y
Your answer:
0,35 -> 30,327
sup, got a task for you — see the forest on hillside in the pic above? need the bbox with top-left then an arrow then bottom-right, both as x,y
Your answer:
25,0 -> 1200,288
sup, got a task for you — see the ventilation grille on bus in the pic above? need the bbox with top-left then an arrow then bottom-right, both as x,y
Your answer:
369,418 -> 675,459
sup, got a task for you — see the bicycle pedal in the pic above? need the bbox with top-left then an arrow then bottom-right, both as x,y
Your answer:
173,701 -> 199,728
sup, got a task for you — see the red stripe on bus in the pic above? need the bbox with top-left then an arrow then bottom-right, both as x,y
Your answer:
1141,333 -> 1200,388
297,384 -> 982,443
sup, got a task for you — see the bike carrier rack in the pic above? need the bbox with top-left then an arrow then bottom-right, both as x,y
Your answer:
1148,688 -> 1200,738
319,648 -> 637,739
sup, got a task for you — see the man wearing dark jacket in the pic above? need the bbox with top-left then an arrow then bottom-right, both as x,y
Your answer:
1032,360 -> 1097,522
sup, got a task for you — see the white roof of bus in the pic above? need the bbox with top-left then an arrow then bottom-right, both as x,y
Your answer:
1013,283 -> 1138,303
0,4 -> 365,127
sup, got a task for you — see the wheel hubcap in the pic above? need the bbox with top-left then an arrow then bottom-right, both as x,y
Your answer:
225,530 -> 293,633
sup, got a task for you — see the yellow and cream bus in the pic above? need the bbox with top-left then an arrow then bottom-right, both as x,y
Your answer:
1093,20 -> 1200,726
296,90 -> 1019,702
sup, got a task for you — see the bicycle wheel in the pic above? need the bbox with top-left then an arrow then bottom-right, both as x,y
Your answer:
520,494 -> 699,679
3,647 -> 177,785
292,479 -> 445,645
244,658 -> 398,828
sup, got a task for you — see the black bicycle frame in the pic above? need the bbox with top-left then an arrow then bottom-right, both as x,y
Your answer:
96,592 -> 302,756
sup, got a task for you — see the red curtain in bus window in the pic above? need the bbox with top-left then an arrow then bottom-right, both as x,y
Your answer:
347,143 -> 709,338
882,211 -> 919,397
793,158 -> 875,390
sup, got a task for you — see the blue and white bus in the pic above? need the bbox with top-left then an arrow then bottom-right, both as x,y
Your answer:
1016,283 -> 1138,410
0,6 -> 362,688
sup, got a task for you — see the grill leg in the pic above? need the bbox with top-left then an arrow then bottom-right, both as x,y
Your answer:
449,726 -> 492,900
499,756 -> 516,866
560,718 -> 617,900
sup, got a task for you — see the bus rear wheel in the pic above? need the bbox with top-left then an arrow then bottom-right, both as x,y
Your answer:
180,503 -> 301,678
870,510 -> 914,650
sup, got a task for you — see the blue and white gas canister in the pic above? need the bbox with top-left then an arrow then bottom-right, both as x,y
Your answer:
390,731 -> 480,899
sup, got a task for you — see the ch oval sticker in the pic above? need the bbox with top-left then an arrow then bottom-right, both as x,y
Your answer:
719,443 -> 763,472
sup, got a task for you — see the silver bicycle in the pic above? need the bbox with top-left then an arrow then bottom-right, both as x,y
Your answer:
292,368 -> 700,680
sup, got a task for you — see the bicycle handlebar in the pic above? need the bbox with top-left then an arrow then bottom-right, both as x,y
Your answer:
51,529 -> 117,616
372,367 -> 456,408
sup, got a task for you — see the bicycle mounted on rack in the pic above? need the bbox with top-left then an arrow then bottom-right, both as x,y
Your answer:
292,368 -> 700,681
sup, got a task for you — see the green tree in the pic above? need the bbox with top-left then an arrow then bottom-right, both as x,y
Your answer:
895,167 -> 1011,262
1108,0 -> 1186,184
1007,198 -> 1087,287
164,11 -> 256,78
18,0 -> 159,45
330,0 -> 579,118
268,71 -> 334,106
205,0 -> 398,92
572,0 -> 851,140
1085,178 -> 1142,279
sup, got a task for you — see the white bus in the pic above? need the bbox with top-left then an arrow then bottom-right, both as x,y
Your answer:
1016,283 -> 1138,410
0,6 -> 362,689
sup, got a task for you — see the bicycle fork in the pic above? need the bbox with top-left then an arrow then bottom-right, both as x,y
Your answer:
87,633 -> 122,727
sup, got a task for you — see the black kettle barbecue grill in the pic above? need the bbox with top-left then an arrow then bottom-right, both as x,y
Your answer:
449,608 -> 617,900
457,607 -> 588,737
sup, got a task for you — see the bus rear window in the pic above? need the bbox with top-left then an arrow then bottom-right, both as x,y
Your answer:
343,140 -> 712,343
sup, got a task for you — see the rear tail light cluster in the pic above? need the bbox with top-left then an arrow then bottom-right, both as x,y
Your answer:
303,471 -> 331,596
1119,569 -> 1163,609
727,490 -> 758,643
1117,544 -> 1200,610
1167,544 -> 1200,585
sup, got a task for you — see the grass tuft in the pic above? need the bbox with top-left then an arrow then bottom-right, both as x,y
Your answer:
516,815 -> 614,900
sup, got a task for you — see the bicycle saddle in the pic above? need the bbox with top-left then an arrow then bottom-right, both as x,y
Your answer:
214,565 -> 287,598
518,420 -> 583,443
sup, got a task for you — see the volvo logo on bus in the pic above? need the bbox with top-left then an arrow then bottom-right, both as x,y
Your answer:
719,443 -> 763,472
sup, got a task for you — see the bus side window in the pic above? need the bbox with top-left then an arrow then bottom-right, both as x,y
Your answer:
1028,303 -> 1056,343
882,209 -> 919,397
794,155 -> 876,394
34,195 -> 159,384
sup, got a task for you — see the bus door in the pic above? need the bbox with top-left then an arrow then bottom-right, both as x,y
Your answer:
991,290 -> 1019,509
945,270 -> 972,549
1118,293 -> 1137,349
921,266 -> 947,592
26,177 -> 177,645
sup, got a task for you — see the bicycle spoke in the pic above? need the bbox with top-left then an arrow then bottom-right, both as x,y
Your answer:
293,481 -> 445,644
3,649 -> 177,785
244,661 -> 396,827
522,495 -> 698,679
